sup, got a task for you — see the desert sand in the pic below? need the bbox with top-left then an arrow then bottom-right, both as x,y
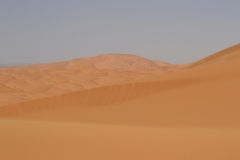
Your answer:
0,44 -> 240,160
0,53 -> 174,106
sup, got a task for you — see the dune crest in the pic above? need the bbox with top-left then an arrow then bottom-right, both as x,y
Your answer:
189,43 -> 240,67
72,53 -> 173,70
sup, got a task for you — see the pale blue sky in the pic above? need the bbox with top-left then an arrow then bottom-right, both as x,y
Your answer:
0,0 -> 239,64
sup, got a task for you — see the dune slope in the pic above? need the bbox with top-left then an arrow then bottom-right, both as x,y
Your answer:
189,43 -> 240,67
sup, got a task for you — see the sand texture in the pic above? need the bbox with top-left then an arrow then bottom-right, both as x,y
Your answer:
0,44 -> 240,160
0,54 -> 175,106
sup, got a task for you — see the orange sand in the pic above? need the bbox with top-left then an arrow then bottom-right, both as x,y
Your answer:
0,44 -> 240,160
0,53 -> 174,106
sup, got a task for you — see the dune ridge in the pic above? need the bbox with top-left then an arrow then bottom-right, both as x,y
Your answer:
189,43 -> 240,67
0,77 -> 202,118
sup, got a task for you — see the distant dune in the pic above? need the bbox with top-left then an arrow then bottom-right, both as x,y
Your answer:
0,53 -> 175,106
1,44 -> 240,160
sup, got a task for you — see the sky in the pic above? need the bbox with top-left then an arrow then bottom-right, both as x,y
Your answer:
0,0 -> 239,64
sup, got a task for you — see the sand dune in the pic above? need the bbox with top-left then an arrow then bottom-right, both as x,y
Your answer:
189,43 -> 240,67
0,54 -> 175,106
1,44 -> 240,128
1,44 -> 240,160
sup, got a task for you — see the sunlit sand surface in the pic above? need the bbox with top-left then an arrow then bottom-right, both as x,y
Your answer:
0,44 -> 240,160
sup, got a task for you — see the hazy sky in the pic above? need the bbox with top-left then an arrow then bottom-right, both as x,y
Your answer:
0,0 -> 239,64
